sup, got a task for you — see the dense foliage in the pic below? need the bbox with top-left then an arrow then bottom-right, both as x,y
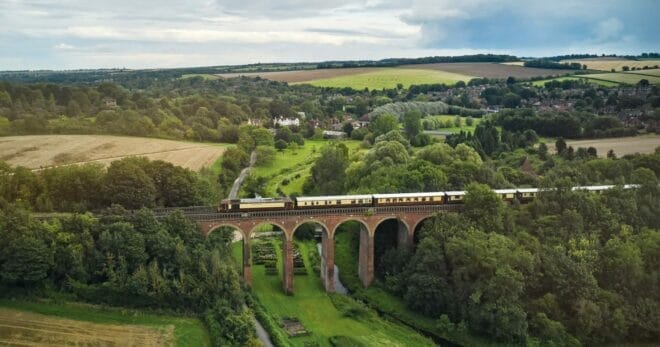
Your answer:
0,205 -> 257,346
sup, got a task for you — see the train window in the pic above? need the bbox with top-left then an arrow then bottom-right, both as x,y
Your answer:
337,200 -> 341,204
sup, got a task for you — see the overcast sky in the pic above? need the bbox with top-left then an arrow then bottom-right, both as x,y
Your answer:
0,0 -> 658,70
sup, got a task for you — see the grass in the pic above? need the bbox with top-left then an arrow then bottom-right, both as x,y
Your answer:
0,298 -> 210,346
295,68 -> 473,90
426,114 -> 482,133
248,139 -> 364,197
560,59 -> 660,72
234,238 -> 434,347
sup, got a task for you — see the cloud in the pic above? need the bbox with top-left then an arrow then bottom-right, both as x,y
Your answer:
0,0 -> 658,70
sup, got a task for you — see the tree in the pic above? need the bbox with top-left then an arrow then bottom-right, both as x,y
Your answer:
303,143 -> 349,195
463,183 -> 505,232
102,159 -> 156,209
538,142 -> 549,160
502,93 -> 521,108
342,122 -> 354,136
274,139 -> 288,151
555,138 -> 567,155
370,113 -> 399,136
255,146 -> 276,166
275,126 -> 293,143
402,111 -> 422,140
0,234 -> 53,285
465,116 -> 474,126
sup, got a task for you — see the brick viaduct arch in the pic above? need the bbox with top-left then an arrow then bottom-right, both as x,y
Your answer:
197,207 -> 457,294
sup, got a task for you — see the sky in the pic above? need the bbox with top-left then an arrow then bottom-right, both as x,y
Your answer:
0,0 -> 658,70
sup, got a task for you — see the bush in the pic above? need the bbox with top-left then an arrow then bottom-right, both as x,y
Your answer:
329,336 -> 365,347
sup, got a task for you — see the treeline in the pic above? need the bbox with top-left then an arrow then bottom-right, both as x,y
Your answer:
0,157 -> 217,212
0,204 -> 258,346
495,108 -> 638,139
523,60 -> 584,70
317,54 -> 519,69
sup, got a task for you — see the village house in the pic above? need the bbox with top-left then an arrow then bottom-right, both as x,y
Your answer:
274,116 -> 300,127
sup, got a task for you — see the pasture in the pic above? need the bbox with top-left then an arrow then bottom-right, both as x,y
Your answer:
561,58 -> 660,72
0,299 -> 209,346
248,139 -> 363,197
565,135 -> 660,157
295,68 -> 473,89
426,114 -> 482,133
0,135 -> 227,171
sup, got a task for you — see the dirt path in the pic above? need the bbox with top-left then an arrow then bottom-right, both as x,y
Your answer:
228,150 -> 257,199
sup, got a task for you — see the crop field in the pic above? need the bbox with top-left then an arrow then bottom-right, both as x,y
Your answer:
0,300 -> 209,346
625,68 -> 660,77
565,135 -> 660,157
403,62 -> 575,79
580,72 -> 660,85
561,58 -> 660,72
218,63 -> 575,88
295,68 -> 473,89
0,135 -> 227,171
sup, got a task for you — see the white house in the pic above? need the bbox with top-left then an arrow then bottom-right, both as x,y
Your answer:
274,117 -> 300,127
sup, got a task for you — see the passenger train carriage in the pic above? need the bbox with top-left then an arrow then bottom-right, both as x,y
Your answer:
218,185 -> 639,212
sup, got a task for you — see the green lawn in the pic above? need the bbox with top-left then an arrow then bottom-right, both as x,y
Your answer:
248,139 -> 364,197
234,239 -> 434,347
295,68 -> 473,90
0,298 -> 210,346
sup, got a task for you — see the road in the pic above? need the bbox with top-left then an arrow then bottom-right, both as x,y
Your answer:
228,150 -> 257,199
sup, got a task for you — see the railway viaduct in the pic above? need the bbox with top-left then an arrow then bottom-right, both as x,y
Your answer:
160,204 -> 462,295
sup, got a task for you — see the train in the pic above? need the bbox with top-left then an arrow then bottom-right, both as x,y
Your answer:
218,184 -> 639,212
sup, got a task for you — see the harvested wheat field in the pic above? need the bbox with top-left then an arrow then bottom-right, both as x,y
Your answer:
561,58 -> 660,72
565,135 -> 660,157
0,135 -> 226,171
217,67 -> 379,83
0,308 -> 173,346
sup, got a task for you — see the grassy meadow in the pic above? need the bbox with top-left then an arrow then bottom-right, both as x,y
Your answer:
233,238 -> 434,347
0,298 -> 210,346
295,68 -> 473,90
247,139 -> 364,197
427,114 -> 482,133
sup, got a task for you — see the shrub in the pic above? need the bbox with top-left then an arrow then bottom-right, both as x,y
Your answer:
329,336 -> 365,347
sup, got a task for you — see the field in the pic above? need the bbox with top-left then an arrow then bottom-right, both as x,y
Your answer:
561,58 -> 660,72
564,135 -> 660,157
625,68 -> 660,77
294,68 -> 473,89
181,73 -> 220,80
234,239 -> 434,347
218,63 -> 576,89
424,114 -> 482,136
403,62 -> 575,79
0,299 -> 209,346
580,72 -> 660,85
0,135 -> 227,171
247,139 -> 364,197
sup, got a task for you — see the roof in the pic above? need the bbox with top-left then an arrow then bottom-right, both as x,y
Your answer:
296,195 -> 372,202
572,185 -> 614,191
494,189 -> 517,194
517,188 -> 539,193
445,191 -> 466,196
239,197 -> 291,203
373,192 -> 445,199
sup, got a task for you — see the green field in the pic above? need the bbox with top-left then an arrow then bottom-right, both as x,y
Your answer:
234,238 -> 434,347
624,68 -> 660,77
531,76 -> 620,87
0,298 -> 210,346
427,114 -> 482,133
248,139 -> 364,197
295,68 -> 473,90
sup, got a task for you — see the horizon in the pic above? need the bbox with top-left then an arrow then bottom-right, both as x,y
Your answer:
1,0 -> 659,70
